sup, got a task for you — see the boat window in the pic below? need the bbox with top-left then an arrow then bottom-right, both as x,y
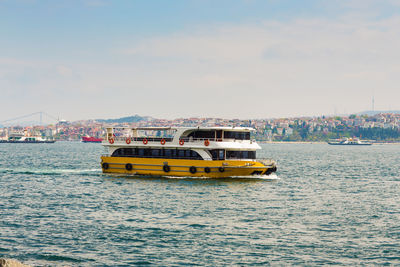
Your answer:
216,130 -> 223,141
144,149 -> 152,156
223,131 -> 250,140
188,130 -> 215,139
226,150 -> 256,159
209,149 -> 225,160
191,150 -> 199,158
138,148 -> 145,156
124,148 -> 134,156
178,150 -> 185,158
219,150 -> 224,160
152,149 -> 160,157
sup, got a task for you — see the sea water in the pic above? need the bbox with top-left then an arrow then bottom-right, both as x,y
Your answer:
0,142 -> 399,266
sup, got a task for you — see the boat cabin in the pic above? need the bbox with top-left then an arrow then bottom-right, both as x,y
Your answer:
103,126 -> 259,161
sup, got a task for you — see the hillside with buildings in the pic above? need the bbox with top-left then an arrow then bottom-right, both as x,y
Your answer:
1,113 -> 400,143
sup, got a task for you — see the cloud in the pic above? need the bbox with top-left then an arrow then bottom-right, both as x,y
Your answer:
60,18 -> 384,119
112,16 -> 400,117
55,65 -> 75,77
121,16 -> 400,63
2,13 -> 400,120
117,16 -> 400,83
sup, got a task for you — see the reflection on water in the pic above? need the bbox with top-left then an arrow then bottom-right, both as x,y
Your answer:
107,173 -> 280,181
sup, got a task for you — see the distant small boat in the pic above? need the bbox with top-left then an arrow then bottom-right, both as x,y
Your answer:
328,138 -> 372,146
82,136 -> 103,143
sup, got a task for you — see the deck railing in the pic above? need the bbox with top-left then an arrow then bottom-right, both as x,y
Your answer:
110,137 -> 174,143
106,136 -> 252,144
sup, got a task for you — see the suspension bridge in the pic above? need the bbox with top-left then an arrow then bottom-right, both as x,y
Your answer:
0,112 -> 60,126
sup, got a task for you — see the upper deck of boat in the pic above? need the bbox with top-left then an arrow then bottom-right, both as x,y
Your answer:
103,126 -> 260,150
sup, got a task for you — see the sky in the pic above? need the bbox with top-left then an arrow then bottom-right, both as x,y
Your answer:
1,0 -> 400,123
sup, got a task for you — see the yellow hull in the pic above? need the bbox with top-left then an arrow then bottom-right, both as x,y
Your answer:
100,156 -> 276,178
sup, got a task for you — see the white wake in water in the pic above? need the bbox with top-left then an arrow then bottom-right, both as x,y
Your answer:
228,173 -> 280,180
161,173 -> 280,180
0,167 -> 101,176
0,167 -> 279,180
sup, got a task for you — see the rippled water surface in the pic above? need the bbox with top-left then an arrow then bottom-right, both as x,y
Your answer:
1,142 -> 399,266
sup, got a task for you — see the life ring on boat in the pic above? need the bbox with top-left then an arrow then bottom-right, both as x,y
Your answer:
204,139 -> 210,146
160,139 -> 166,145
218,167 -> 225,173
204,167 -> 211,173
102,162 -> 109,170
189,166 -> 197,174
179,139 -> 184,146
109,138 -> 114,144
143,138 -> 148,145
126,138 -> 131,144
163,164 -> 170,173
125,163 -> 133,171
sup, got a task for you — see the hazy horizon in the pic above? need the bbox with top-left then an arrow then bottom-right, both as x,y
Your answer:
1,0 -> 400,122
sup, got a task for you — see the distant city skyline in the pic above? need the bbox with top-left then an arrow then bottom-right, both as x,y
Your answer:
2,109 -> 400,127
1,0 -> 400,121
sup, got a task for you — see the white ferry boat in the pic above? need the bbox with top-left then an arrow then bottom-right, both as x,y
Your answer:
2,131 -> 55,143
328,137 -> 372,146
101,126 -> 277,178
